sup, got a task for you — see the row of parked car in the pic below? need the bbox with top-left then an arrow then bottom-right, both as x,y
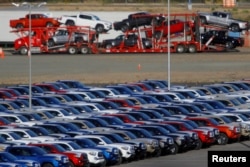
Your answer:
0,79 -> 250,167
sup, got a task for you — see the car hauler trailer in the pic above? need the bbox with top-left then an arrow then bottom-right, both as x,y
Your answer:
11,26 -> 99,55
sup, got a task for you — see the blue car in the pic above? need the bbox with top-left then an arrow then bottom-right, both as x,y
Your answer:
5,145 -> 69,167
0,152 -> 40,167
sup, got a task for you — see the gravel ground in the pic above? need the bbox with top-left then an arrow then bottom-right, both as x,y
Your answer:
1,47 -> 250,87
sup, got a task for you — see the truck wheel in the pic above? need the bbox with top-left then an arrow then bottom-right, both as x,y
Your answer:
46,22 -> 53,27
154,31 -> 162,40
121,24 -> 129,32
68,46 -> 78,54
230,24 -> 240,32
225,41 -> 234,49
199,17 -> 207,24
176,44 -> 186,53
188,44 -> 197,53
96,24 -> 104,33
80,46 -> 89,54
42,163 -> 53,167
47,39 -> 55,47
105,44 -> 112,49
68,161 -> 74,167
20,47 -> 28,55
195,139 -> 202,150
170,143 -> 178,155
66,20 -> 75,26
16,23 -> 24,29
217,133 -> 228,145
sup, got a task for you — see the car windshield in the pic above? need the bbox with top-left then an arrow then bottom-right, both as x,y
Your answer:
77,138 -> 97,147
101,136 -> 113,144
238,114 -> 249,121
68,142 -> 82,150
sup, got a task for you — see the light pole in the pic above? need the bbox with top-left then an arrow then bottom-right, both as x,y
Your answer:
167,0 -> 171,91
12,2 -> 47,111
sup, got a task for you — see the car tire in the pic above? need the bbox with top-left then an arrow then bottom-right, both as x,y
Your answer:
16,23 -> 24,29
195,139 -> 202,150
217,133 -> 228,145
176,44 -> 187,53
226,41 -> 234,49
96,24 -> 104,33
47,39 -> 55,47
68,46 -> 78,54
46,22 -> 53,27
66,20 -> 75,26
170,143 -> 178,155
20,47 -> 28,55
68,161 -> 74,167
116,155 -> 122,165
80,46 -> 89,54
121,24 -> 129,32
188,44 -> 197,53
199,17 -> 207,24
154,31 -> 162,40
42,163 -> 53,167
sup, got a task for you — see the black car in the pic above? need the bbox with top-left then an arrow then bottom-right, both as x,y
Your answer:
102,34 -> 152,49
200,30 -> 244,49
113,12 -> 165,32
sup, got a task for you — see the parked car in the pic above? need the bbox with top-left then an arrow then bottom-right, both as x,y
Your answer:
200,30 -> 244,49
5,145 -> 69,167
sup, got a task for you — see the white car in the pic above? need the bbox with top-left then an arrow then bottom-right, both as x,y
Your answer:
75,135 -> 135,160
45,140 -> 106,167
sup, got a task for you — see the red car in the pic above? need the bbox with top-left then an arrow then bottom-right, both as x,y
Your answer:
10,13 -> 60,29
29,143 -> 89,167
145,19 -> 191,39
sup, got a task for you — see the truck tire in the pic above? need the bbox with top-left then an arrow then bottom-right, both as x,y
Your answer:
96,24 -> 104,33
68,46 -> 78,54
195,139 -> 202,150
199,16 -> 207,24
154,31 -> 162,40
66,20 -> 75,26
225,41 -> 234,49
46,22 -> 53,27
47,39 -> 55,47
230,24 -> 240,32
176,44 -> 186,53
16,23 -> 24,29
68,161 -> 74,167
42,163 -> 53,167
217,133 -> 228,145
80,46 -> 89,54
121,24 -> 129,32
20,47 -> 28,55
170,143 -> 178,155
188,44 -> 197,53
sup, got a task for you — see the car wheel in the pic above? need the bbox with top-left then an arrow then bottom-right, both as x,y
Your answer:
42,163 -> 53,167
154,31 -> 162,40
80,46 -> 89,54
16,23 -> 24,29
226,41 -> 234,49
46,22 -> 53,27
199,17 -> 207,24
68,161 -> 74,167
230,24 -> 240,32
47,39 -> 55,47
195,139 -> 202,150
170,143 -> 178,155
20,47 -> 28,55
66,20 -> 75,26
105,44 -> 112,49
116,154 -> 122,165
121,24 -> 129,32
68,46 -> 78,54
188,44 -> 197,53
217,133 -> 228,145
176,44 -> 187,53
96,24 -> 104,33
